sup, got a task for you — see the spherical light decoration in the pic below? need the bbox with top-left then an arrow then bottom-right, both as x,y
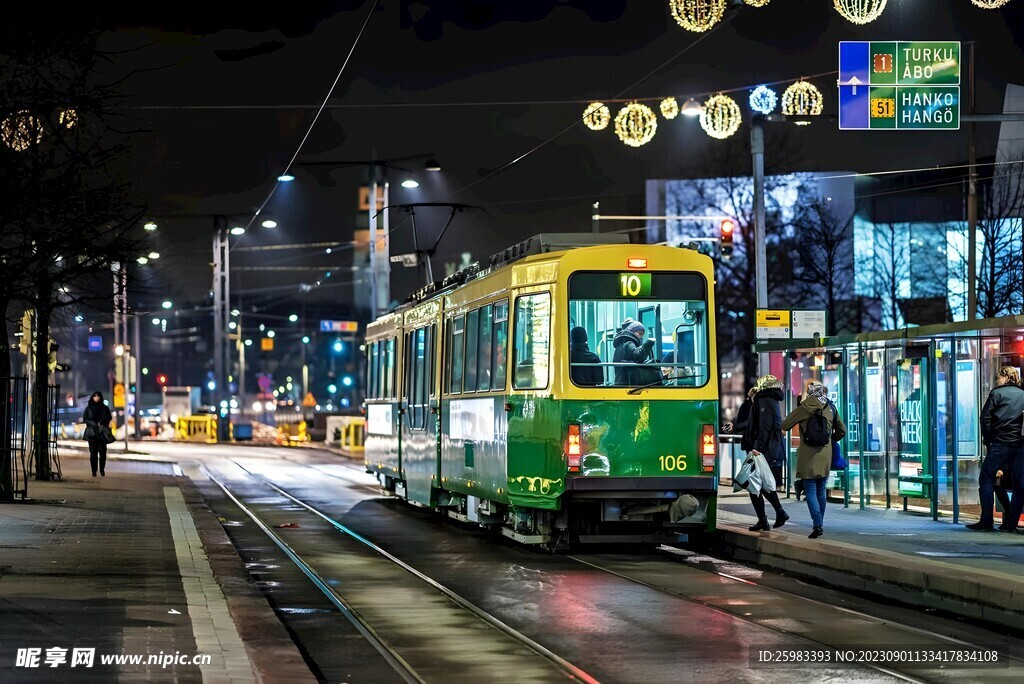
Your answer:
58,108 -> 78,129
699,94 -> 742,140
614,102 -> 658,147
744,0 -> 771,6
582,102 -> 611,131
748,85 -> 778,115
781,81 -> 824,117
1,110 -> 44,152
970,0 -> 1012,7
660,97 -> 679,120
833,0 -> 888,24
669,0 -> 727,33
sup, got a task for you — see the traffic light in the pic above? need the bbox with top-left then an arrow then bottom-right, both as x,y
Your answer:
156,373 -> 168,386
720,218 -> 736,259
47,340 -> 58,372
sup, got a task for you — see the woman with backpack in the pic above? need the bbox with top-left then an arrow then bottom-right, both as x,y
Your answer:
782,381 -> 846,539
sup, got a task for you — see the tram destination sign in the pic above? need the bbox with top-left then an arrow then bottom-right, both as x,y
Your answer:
838,41 -> 960,131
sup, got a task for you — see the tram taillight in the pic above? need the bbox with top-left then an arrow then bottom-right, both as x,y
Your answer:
701,424 -> 716,472
566,423 -> 582,472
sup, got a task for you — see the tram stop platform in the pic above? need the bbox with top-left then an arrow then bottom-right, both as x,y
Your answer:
714,488 -> 1024,631
0,453 -> 308,683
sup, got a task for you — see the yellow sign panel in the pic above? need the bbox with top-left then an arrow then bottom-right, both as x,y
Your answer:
302,392 -> 317,407
756,310 -> 790,327
261,337 -> 274,351
113,383 -> 125,407
870,97 -> 896,118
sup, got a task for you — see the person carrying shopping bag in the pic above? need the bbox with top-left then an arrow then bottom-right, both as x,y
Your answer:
741,374 -> 789,531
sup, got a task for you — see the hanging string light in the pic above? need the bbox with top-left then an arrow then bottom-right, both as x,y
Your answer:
1,110 -> 44,151
58,108 -> 78,129
699,94 -> 742,140
833,0 -> 888,24
660,97 -> 680,120
614,102 -> 658,147
748,85 -> 778,115
668,0 -> 727,33
744,0 -> 771,6
782,81 -> 824,117
970,0 -> 1012,7
582,102 -> 611,131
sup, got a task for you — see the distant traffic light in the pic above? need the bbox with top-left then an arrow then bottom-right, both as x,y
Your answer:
720,218 -> 736,258
156,373 -> 168,386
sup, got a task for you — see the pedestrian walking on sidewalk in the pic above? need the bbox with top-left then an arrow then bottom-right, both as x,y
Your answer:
782,381 -> 846,539
743,375 -> 789,531
82,391 -> 113,477
967,366 -> 1024,532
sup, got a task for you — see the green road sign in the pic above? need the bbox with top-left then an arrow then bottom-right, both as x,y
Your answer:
839,41 -> 960,131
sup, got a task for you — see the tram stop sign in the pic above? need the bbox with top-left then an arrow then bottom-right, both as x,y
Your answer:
838,41 -> 960,131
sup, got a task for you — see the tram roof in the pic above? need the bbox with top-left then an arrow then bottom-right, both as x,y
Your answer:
755,314 -> 1024,353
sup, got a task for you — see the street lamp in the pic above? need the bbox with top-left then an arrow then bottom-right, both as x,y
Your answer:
681,98 -> 704,117
277,174 -> 295,182
143,222 -> 158,231
147,251 -> 160,260
229,226 -> 245,236
261,219 -> 277,228
161,300 -> 173,309
288,314 -> 298,323
424,159 -> 441,172
401,179 -> 419,189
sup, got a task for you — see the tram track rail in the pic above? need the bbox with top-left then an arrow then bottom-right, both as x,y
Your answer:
206,459 -> 600,684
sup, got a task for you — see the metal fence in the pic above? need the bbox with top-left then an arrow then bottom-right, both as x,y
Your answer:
1,377 -> 30,500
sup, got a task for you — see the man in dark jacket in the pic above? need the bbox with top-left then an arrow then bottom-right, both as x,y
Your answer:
744,374 -> 789,530
570,327 -> 604,386
968,366 -> 1024,531
612,321 -> 660,387
82,391 -> 113,477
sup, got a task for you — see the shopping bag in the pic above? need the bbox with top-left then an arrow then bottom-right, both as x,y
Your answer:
751,451 -> 777,492
733,457 -> 754,493
831,440 -> 846,470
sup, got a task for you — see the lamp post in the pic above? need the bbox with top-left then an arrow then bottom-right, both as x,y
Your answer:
295,154 -> 440,319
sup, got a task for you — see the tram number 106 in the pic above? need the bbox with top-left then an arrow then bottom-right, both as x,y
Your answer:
619,272 -> 652,298
658,454 -> 687,472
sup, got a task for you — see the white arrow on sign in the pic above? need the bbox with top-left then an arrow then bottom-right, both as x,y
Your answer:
847,75 -> 862,95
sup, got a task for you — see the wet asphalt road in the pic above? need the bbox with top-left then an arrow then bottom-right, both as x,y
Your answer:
155,443 -> 1024,683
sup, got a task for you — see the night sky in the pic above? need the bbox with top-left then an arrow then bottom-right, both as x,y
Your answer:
83,1 -> 1024,312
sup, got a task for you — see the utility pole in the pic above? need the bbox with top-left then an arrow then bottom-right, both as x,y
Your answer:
966,41 -> 978,321
133,313 -> 142,439
368,165 -> 379,321
212,217 -> 230,438
751,115 -> 769,375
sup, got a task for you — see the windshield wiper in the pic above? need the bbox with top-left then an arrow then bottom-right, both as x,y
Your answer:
627,379 -> 664,395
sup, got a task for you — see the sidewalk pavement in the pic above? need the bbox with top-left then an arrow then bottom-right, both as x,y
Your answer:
0,453 -> 310,683
715,488 -> 1024,630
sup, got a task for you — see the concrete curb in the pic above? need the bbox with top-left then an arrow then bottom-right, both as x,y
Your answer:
713,517 -> 1024,631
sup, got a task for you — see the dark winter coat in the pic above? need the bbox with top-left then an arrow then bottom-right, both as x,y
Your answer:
733,399 -> 754,451
611,331 -> 660,386
82,400 -> 113,442
743,387 -> 785,467
981,383 -> 1024,447
570,343 -> 604,386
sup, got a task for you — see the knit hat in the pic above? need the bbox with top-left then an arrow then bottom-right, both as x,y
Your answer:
754,374 -> 782,392
807,382 -> 828,399
570,326 -> 588,345
627,321 -> 646,336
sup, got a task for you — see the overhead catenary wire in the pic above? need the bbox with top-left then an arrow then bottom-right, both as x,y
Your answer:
241,0 -> 378,233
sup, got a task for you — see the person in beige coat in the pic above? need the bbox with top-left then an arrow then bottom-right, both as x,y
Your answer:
781,382 -> 847,539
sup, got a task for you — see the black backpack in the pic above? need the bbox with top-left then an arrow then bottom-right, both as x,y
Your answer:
803,406 -> 831,447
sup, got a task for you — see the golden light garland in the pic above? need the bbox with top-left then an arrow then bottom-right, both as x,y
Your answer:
699,94 -> 742,140
833,0 -> 888,24
660,96 -> 679,120
782,81 -> 824,117
970,0 -> 1012,7
1,110 -> 44,152
669,0 -> 727,33
582,102 -> 611,131
58,108 -> 78,129
744,0 -> 771,6
614,102 -> 658,147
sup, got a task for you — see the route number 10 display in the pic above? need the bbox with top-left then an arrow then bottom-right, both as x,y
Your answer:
619,273 -> 652,298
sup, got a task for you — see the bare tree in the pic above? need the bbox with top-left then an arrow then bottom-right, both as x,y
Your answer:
791,197 -> 856,335
870,222 -> 911,329
0,28 -> 147,487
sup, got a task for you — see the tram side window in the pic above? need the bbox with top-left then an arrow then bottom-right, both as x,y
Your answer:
407,327 -> 429,430
449,315 -> 466,394
368,341 -> 379,399
513,293 -> 551,390
477,304 -> 493,391
429,324 -> 437,397
385,337 -> 396,399
492,300 -> 508,391
465,309 -> 480,391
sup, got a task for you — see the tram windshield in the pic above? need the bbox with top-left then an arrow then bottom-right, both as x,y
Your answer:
567,271 -> 710,389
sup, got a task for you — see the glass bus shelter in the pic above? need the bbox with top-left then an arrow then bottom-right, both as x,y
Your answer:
754,315 -> 1024,523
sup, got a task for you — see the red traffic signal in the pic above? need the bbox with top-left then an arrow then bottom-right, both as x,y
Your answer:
156,374 -> 168,386
720,218 -> 735,258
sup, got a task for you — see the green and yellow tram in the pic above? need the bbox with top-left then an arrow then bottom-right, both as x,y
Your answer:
364,234 -> 718,546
